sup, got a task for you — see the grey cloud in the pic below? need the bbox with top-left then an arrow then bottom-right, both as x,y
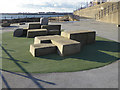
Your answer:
22,2 -> 75,9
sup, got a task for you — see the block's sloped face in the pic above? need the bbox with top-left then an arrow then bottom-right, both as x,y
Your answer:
30,44 -> 57,57
28,23 -> 41,29
27,29 -> 47,38
87,31 -> 96,44
51,36 -> 81,56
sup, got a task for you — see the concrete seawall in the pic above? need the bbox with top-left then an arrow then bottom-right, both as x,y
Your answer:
74,2 -> 113,18
74,2 -> 120,25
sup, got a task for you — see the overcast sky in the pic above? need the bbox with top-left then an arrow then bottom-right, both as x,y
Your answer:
0,0 -> 92,13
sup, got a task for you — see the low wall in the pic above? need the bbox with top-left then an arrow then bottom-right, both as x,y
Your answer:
1,17 -> 41,23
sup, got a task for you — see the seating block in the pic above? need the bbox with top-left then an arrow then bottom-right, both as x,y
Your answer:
41,25 -> 61,35
34,35 -> 57,44
30,44 -> 57,57
1,23 -> 10,27
61,30 -> 96,46
34,35 -> 81,56
28,23 -> 41,29
27,29 -> 47,38
51,36 -> 81,56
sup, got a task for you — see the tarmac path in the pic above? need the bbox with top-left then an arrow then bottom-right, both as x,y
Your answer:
0,19 -> 119,88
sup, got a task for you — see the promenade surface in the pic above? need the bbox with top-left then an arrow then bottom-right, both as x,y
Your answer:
0,19 -> 119,88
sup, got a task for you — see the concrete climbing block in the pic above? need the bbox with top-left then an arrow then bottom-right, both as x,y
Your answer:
34,35 -> 57,44
51,36 -> 81,56
27,29 -> 47,38
34,35 -> 81,56
28,23 -> 41,29
47,30 -> 60,35
1,23 -> 10,27
61,30 -> 96,46
13,28 -> 24,37
87,31 -> 96,44
41,25 -> 61,35
40,18 -> 48,25
30,44 -> 57,57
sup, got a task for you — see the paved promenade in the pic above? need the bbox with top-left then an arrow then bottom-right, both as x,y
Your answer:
0,19 -> 119,88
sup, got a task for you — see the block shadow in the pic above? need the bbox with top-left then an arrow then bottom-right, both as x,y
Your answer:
39,40 -> 120,63
1,45 -> 56,89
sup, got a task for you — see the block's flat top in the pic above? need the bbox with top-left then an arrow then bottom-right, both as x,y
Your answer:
63,30 -> 96,34
35,35 -> 80,45
31,44 -> 56,49
41,25 -> 61,26
35,35 -> 58,39
28,23 -> 41,25
51,36 -> 80,45
28,29 -> 47,32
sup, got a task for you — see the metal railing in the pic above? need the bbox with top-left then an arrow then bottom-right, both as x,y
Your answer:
95,2 -> 120,20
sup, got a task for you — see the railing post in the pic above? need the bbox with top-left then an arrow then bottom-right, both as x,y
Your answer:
99,11 -> 100,19
104,8 -> 106,16
108,6 -> 109,15
112,4 -> 113,11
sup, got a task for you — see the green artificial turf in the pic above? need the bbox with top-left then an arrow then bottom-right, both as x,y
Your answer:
1,32 -> 120,73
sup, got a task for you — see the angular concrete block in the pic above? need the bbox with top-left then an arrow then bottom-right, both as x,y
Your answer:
87,31 -> 96,44
40,18 -> 48,25
34,35 -> 81,56
28,23 -> 41,29
51,36 -> 81,56
27,29 -> 47,38
41,25 -> 61,35
19,22 -> 25,25
41,25 -> 61,30
1,23 -> 10,27
47,30 -> 60,35
34,35 -> 57,44
22,28 -> 28,37
13,28 -> 24,37
61,30 -> 96,46
30,44 -> 57,57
